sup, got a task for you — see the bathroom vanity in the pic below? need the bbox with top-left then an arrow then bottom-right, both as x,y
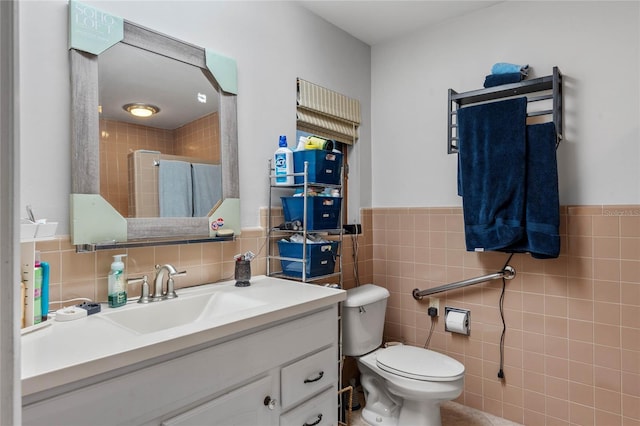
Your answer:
22,276 -> 345,425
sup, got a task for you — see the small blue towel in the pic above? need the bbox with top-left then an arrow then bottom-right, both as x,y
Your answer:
457,97 -> 528,252
191,163 -> 222,217
484,72 -> 523,88
491,62 -> 529,76
500,122 -> 560,258
158,160 -> 193,217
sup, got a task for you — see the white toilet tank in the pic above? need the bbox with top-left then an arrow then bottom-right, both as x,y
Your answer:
342,284 -> 390,356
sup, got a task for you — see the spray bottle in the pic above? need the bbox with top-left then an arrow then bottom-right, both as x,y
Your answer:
108,254 -> 127,308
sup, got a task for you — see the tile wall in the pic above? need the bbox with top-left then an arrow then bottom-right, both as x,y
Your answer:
99,119 -> 174,217
35,227 -> 266,309
362,205 -> 640,426
35,207 -> 361,311
28,204 -> 639,425
99,112 -> 219,218
174,113 -> 220,163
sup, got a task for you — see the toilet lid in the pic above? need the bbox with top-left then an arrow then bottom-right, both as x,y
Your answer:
376,345 -> 465,382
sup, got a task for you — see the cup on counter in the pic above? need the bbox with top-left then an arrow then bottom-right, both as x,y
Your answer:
234,260 -> 251,287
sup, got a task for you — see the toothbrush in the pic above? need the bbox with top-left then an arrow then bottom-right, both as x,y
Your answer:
26,205 -> 36,223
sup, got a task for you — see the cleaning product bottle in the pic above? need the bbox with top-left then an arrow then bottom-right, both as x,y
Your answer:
20,281 -> 26,328
33,255 -> 42,325
40,260 -> 50,321
108,254 -> 127,308
274,135 -> 294,185
296,136 -> 308,151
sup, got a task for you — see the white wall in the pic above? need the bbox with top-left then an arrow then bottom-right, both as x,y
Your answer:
18,1 -> 372,233
22,1 -> 638,234
371,1 -> 640,207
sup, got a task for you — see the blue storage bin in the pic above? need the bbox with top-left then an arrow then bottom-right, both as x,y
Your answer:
293,150 -> 343,185
278,240 -> 339,278
281,196 -> 342,230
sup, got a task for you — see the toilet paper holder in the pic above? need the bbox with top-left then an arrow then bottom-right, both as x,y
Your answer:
444,307 -> 471,336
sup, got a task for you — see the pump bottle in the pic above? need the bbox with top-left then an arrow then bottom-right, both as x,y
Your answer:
108,254 -> 127,308
274,135 -> 294,185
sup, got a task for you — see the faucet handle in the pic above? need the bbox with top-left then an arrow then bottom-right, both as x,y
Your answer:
165,271 -> 185,299
130,275 -> 151,304
165,277 -> 178,299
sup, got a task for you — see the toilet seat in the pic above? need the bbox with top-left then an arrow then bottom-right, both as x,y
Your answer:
376,345 -> 464,382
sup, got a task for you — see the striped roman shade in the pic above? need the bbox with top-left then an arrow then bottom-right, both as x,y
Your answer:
296,78 -> 361,145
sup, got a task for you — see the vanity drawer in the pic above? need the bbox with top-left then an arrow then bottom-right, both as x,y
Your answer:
281,346 -> 337,410
280,387 -> 336,426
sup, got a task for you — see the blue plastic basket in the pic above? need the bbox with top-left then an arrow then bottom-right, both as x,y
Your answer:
277,240 -> 339,278
293,150 -> 343,185
281,196 -> 342,230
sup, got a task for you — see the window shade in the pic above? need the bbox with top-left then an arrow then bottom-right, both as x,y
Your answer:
296,78 -> 361,145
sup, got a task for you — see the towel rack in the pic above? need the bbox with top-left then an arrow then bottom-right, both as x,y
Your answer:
448,66 -> 563,154
412,265 -> 516,299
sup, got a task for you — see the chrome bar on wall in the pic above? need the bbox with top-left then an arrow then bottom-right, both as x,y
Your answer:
412,265 -> 516,300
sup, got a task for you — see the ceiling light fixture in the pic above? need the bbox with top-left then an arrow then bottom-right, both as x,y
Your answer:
123,103 -> 160,118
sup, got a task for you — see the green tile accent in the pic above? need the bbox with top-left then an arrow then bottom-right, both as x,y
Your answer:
205,49 -> 238,95
69,0 -> 123,55
209,198 -> 241,237
70,194 -> 127,245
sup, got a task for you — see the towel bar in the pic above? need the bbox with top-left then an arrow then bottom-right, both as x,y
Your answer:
412,265 -> 516,299
447,66 -> 563,154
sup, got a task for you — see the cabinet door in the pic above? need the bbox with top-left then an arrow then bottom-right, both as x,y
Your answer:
162,375 -> 277,426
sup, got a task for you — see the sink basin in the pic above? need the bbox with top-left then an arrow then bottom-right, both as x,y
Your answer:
100,290 -> 266,334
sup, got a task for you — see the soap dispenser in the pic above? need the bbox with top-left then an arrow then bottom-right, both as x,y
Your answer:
108,254 -> 127,308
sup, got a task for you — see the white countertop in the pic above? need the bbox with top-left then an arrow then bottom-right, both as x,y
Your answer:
22,276 -> 345,397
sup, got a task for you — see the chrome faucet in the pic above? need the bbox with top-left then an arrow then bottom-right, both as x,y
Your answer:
152,264 -> 186,301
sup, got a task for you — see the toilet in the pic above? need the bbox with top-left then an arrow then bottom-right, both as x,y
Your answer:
343,284 -> 465,426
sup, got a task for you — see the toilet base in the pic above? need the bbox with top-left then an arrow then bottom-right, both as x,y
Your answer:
356,347 -> 464,426
398,399 -> 442,426
360,398 -> 443,426
360,371 -> 401,426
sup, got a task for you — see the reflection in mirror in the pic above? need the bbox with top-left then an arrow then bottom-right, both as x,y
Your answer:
98,43 -> 222,218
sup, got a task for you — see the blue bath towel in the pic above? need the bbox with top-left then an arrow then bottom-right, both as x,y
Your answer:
500,122 -> 560,258
457,97 -> 528,252
484,72 -> 523,88
158,160 -> 193,217
491,62 -> 529,76
191,163 -> 222,217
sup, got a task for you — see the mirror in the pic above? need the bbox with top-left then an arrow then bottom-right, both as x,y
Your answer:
98,42 -> 221,218
70,7 -> 239,246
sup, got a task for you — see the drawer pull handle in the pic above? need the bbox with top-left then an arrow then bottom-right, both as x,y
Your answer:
303,413 -> 323,426
304,371 -> 324,384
